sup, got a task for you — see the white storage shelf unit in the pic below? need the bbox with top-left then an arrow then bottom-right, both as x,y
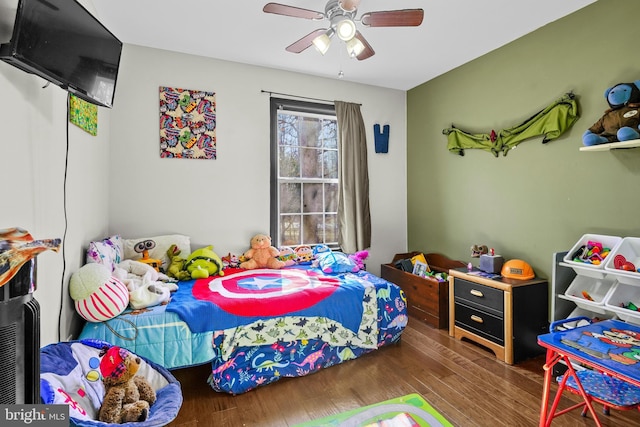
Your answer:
553,236 -> 640,326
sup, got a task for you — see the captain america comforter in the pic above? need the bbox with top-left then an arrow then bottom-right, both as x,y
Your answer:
78,265 -> 408,394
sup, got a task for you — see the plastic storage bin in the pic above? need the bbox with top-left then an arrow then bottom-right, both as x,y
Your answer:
604,237 -> 640,285
604,281 -> 640,325
562,234 -> 622,278
559,275 -> 616,314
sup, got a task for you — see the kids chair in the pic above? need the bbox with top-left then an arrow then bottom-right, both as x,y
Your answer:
40,339 -> 182,426
551,317 -> 640,418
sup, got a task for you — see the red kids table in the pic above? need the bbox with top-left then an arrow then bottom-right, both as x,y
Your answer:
537,318 -> 640,426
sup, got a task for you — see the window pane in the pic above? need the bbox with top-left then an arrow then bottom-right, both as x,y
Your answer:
323,149 -> 338,179
302,214 -> 322,245
321,120 -> 337,149
280,214 -> 301,246
300,147 -> 321,179
280,183 -> 301,213
325,183 -> 338,212
302,183 -> 323,213
279,145 -> 300,178
278,113 -> 299,147
324,214 -> 338,244
299,116 -> 321,148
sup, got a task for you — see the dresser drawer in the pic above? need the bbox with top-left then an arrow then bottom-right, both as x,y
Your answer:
455,301 -> 504,345
454,278 -> 503,315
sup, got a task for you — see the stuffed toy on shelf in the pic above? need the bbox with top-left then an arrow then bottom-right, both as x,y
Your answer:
583,80 -> 640,146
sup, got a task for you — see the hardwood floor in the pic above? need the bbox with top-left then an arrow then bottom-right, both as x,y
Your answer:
168,319 -> 640,427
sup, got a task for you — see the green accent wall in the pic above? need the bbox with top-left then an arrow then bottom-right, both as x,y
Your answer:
407,0 -> 640,280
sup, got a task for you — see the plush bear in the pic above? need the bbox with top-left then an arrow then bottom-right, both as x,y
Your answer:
240,234 -> 286,270
184,245 -> 224,279
583,80 -> 640,146
98,346 -> 157,424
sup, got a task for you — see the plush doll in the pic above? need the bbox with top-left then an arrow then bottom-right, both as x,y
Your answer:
240,234 -> 286,270
98,346 -> 156,424
312,244 -> 360,274
184,245 -> 224,279
165,244 -> 191,281
349,250 -> 369,272
583,80 -> 640,146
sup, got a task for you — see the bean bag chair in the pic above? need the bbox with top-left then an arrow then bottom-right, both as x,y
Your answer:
40,339 -> 182,426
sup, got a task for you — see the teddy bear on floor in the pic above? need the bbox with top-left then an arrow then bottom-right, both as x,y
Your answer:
583,80 -> 640,146
240,234 -> 287,270
98,346 -> 157,424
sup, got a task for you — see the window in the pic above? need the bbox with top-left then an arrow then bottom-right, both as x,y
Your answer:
270,98 -> 339,249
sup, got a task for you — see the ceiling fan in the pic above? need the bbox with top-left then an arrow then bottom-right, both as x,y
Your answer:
263,0 -> 424,61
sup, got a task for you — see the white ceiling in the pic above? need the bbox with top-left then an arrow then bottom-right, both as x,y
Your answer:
91,0 -> 596,91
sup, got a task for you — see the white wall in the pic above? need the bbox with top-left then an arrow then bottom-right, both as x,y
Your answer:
108,44 -> 408,277
0,56 -> 111,346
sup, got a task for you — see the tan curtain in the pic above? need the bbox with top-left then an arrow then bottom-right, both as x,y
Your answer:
335,101 -> 371,253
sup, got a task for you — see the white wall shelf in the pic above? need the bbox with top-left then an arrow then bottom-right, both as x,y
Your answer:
579,138 -> 640,152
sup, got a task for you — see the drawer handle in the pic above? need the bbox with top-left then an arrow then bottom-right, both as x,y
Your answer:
470,289 -> 484,298
470,315 -> 484,324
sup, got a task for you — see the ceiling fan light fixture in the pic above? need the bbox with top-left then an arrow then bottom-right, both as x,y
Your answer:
312,29 -> 334,55
335,17 -> 356,41
345,37 -> 365,58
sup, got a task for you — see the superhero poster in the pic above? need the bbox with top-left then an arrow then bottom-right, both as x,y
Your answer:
159,86 -> 217,159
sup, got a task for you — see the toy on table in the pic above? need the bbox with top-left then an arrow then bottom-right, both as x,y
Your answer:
240,234 -> 286,270
583,80 -> 640,146
134,239 -> 163,272
98,346 -> 156,424
470,244 -> 488,258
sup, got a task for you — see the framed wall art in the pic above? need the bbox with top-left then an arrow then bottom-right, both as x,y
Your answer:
159,86 -> 217,159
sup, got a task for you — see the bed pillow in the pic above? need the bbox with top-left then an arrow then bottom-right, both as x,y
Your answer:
122,234 -> 191,271
85,235 -> 123,272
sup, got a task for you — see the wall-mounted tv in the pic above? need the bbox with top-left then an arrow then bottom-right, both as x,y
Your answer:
0,0 -> 123,108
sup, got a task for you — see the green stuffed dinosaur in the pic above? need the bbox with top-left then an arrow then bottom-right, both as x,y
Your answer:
166,244 -> 191,281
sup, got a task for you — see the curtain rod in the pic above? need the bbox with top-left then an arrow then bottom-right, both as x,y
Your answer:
260,90 -> 361,106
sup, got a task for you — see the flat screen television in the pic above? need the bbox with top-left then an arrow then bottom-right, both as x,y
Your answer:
0,0 -> 122,108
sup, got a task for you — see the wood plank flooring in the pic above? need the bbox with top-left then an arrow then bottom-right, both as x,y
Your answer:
168,319 -> 640,426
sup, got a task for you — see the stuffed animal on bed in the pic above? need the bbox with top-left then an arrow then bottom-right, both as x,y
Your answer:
98,346 -> 156,424
184,245 -> 224,279
240,234 -> 286,270
165,244 -> 191,281
583,80 -> 640,146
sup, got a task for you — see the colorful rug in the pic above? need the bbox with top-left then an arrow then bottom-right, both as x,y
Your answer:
293,393 -> 453,427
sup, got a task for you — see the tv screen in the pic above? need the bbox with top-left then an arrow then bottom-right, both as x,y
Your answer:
0,0 -> 122,108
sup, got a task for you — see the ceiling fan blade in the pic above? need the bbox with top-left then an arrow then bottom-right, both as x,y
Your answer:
354,31 -> 374,61
285,29 -> 328,53
263,3 -> 324,20
339,0 -> 361,12
360,9 -> 424,27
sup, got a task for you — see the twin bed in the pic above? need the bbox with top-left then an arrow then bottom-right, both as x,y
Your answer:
78,262 -> 408,394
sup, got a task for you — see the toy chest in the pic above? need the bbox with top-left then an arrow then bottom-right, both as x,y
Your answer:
380,252 -> 465,329
562,234 -> 622,279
